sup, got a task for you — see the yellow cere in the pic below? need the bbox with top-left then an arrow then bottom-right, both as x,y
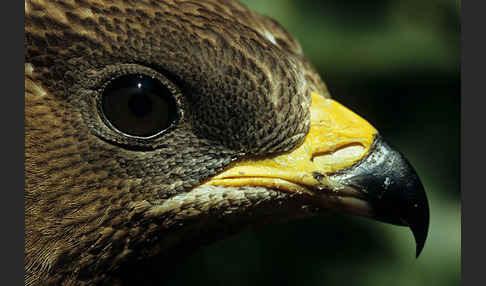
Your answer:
204,92 -> 378,193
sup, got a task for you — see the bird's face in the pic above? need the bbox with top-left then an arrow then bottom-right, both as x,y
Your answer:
25,0 -> 429,284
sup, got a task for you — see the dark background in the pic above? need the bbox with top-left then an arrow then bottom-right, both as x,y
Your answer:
164,1 -> 460,285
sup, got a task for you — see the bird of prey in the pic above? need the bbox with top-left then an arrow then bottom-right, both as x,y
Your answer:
25,0 -> 429,285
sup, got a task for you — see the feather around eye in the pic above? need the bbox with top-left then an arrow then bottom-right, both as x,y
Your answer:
73,63 -> 186,150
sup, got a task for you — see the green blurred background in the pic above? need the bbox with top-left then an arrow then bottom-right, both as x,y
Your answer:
165,1 -> 461,285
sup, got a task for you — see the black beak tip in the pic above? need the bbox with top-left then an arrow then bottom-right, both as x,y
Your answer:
407,185 -> 430,258
376,183 -> 430,258
332,135 -> 430,258
378,158 -> 430,259
409,209 -> 429,258
385,152 -> 430,259
394,159 -> 429,258
413,228 -> 427,258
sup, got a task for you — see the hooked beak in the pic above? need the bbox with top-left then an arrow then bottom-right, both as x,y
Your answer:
204,92 -> 430,257
328,135 -> 429,257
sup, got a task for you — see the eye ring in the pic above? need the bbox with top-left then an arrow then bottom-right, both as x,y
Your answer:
97,67 -> 183,140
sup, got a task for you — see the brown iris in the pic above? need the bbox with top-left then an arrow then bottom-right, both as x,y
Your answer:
101,74 -> 178,137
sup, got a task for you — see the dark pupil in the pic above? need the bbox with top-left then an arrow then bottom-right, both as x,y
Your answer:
129,94 -> 152,118
101,74 -> 177,137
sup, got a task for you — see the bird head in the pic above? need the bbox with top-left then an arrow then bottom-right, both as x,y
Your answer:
25,0 -> 429,284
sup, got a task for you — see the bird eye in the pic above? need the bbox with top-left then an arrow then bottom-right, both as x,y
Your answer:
100,74 -> 178,138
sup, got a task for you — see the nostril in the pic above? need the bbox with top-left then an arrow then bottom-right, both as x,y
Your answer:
312,143 -> 366,169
